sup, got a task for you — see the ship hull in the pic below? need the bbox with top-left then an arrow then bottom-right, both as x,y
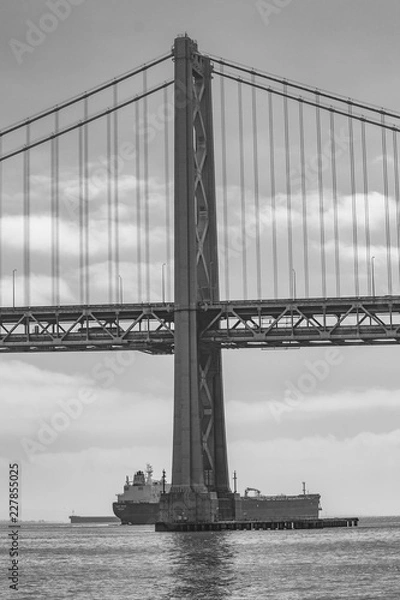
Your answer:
112,502 -> 159,525
69,516 -> 119,524
112,494 -> 320,524
240,494 -> 321,521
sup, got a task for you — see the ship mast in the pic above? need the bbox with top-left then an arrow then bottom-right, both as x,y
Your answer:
146,464 -> 153,483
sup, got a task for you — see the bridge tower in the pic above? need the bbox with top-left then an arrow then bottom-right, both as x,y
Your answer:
158,35 -> 234,524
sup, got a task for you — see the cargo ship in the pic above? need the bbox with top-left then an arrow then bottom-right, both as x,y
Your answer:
112,465 -> 321,525
113,464 -> 171,525
69,515 -> 119,524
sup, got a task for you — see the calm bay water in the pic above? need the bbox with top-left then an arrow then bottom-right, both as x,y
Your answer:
2,517 -> 400,600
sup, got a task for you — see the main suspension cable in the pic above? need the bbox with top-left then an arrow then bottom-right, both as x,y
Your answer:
210,56 -> 400,122
0,52 -> 173,137
0,81 -> 174,164
213,71 -> 400,134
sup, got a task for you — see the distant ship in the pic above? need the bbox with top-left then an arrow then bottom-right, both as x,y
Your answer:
112,465 -> 321,525
69,515 -> 119,524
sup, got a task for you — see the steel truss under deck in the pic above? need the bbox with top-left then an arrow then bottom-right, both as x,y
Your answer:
1,296 -> 400,353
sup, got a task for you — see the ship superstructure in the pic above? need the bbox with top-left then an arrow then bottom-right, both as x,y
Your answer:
112,464 -> 170,525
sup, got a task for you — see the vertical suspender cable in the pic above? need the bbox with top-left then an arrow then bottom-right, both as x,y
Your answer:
238,80 -> 247,299
84,97 -> 89,304
316,94 -> 326,297
113,84 -> 120,303
393,129 -> 400,290
79,125 -> 84,304
143,71 -> 150,302
348,103 -> 359,296
330,110 -> 340,297
220,65 -> 230,300
0,136 -> 2,306
107,111 -> 113,303
135,102 -> 142,302
381,113 -> 392,295
361,119 -> 371,295
299,100 -> 309,297
51,121 -> 56,304
54,111 -> 60,305
163,86 -> 172,301
268,90 -> 278,298
251,76 -> 262,299
24,124 -> 30,306
283,84 -> 293,298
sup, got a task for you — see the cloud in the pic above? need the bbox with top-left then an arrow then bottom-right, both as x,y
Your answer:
0,360 -> 84,391
0,355 -> 173,461
227,388 -> 400,429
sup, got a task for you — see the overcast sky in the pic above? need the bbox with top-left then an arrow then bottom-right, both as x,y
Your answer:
1,0 -> 400,520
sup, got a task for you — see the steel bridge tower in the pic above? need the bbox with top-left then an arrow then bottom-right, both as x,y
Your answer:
158,35 -> 235,524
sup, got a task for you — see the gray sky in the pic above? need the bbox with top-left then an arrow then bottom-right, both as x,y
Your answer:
1,0 -> 400,520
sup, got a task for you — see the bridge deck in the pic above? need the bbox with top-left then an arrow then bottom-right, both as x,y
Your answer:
0,296 -> 399,352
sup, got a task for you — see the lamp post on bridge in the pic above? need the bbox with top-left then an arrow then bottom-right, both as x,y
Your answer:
161,263 -> 166,304
118,275 -> 123,305
292,268 -> 297,300
371,257 -> 376,297
12,269 -> 17,308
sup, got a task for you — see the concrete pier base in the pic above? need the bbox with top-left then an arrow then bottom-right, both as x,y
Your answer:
158,489 -> 219,524
155,516 -> 359,532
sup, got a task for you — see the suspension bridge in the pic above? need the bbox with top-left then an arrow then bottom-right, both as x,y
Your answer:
1,35 -> 400,524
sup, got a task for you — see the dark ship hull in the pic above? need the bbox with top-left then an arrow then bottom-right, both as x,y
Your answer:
112,502 -> 159,525
69,515 -> 119,524
112,494 -> 321,525
240,493 -> 321,521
